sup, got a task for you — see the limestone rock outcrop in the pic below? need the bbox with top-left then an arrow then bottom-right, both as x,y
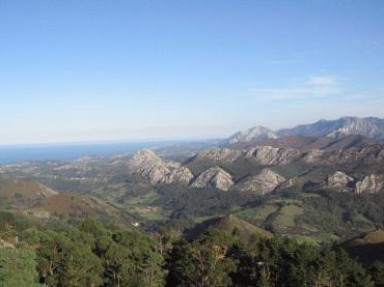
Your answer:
191,167 -> 234,191
194,148 -> 242,163
235,168 -> 286,195
127,149 -> 194,185
327,171 -> 355,193
245,146 -> 300,165
356,174 -> 384,194
228,126 -> 277,144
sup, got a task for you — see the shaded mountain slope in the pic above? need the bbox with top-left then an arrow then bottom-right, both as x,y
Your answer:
0,176 -> 58,209
27,192 -> 134,226
343,230 -> 384,263
185,214 -> 273,240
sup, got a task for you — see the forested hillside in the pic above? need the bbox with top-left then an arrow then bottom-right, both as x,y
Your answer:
2,122 -> 384,285
1,214 -> 383,286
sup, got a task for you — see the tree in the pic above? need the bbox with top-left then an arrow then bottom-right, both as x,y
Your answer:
370,261 -> 384,287
0,247 -> 40,287
167,229 -> 236,287
22,229 -> 103,287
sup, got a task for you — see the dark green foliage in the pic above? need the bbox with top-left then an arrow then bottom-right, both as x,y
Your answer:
166,229 -> 378,287
156,184 -> 261,219
21,229 -> 103,287
16,218 -> 167,287
0,247 -> 40,287
0,210 -> 35,232
370,261 -> 384,287
79,218 -> 167,287
302,191 -> 384,238
101,229 -> 166,287
166,229 -> 237,287
1,215 -> 384,287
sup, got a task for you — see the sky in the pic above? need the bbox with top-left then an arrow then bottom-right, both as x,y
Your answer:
1,0 -> 384,145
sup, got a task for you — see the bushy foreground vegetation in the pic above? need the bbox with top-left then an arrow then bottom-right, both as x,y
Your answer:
1,215 -> 384,287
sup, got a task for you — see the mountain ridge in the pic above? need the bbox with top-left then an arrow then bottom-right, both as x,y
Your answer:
228,116 -> 384,144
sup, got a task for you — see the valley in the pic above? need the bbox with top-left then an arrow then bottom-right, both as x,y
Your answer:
1,116 -> 384,241
2,116 -> 384,286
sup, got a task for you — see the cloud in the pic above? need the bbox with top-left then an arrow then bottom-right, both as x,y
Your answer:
306,75 -> 336,86
250,75 -> 341,100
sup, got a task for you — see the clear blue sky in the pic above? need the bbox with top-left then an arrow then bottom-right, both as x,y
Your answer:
1,0 -> 383,144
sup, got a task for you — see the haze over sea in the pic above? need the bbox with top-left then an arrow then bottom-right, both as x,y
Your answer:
0,141 -> 167,164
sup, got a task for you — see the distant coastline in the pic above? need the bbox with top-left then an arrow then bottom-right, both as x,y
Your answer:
0,140 -> 165,164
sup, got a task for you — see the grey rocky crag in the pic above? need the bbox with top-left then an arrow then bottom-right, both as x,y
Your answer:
279,177 -> 304,190
127,149 -> 194,185
356,174 -> 384,194
245,146 -> 301,165
228,126 -> 277,144
323,145 -> 384,166
304,172 -> 384,194
235,168 -> 286,195
194,143 -> 384,168
193,148 -> 243,163
191,166 -> 234,191
277,116 -> 384,140
229,117 -> 384,145
326,171 -> 355,193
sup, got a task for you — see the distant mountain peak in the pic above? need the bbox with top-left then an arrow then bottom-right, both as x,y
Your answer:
191,166 -> 234,191
127,149 -> 194,185
235,168 -> 286,195
133,148 -> 160,162
277,116 -> 384,140
228,125 -> 277,144
228,116 -> 384,145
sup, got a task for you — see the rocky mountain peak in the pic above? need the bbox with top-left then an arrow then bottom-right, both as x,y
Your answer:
235,168 -> 286,195
327,117 -> 384,139
130,148 -> 164,167
228,117 -> 384,145
196,148 -> 242,162
127,149 -> 193,185
245,146 -> 300,165
277,117 -> 384,140
228,126 -> 277,144
327,171 -> 355,192
304,171 -> 384,194
356,174 -> 384,194
191,166 -> 234,191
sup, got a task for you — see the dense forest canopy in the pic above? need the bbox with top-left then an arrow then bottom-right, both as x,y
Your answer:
0,215 -> 384,286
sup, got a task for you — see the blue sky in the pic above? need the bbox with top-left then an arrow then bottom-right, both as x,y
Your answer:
1,0 -> 383,144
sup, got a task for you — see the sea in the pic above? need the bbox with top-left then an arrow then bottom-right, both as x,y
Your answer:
0,140 -> 169,165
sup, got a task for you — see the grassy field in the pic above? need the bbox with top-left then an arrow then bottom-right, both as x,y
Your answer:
272,204 -> 303,228
290,232 -> 340,246
352,230 -> 384,245
235,204 -> 278,224
126,190 -> 159,205
235,199 -> 315,235
125,191 -> 165,221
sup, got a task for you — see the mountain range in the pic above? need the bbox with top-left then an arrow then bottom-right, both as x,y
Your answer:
227,116 -> 384,144
3,116 -> 384,198
1,116 -> 384,244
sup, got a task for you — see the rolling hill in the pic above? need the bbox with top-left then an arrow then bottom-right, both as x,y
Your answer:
185,214 -> 273,240
27,192 -> 135,226
343,230 -> 384,263
0,176 -> 57,209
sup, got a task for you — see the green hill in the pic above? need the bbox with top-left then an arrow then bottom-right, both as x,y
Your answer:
343,230 -> 384,263
27,192 -> 135,227
0,176 -> 57,209
185,214 -> 273,240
